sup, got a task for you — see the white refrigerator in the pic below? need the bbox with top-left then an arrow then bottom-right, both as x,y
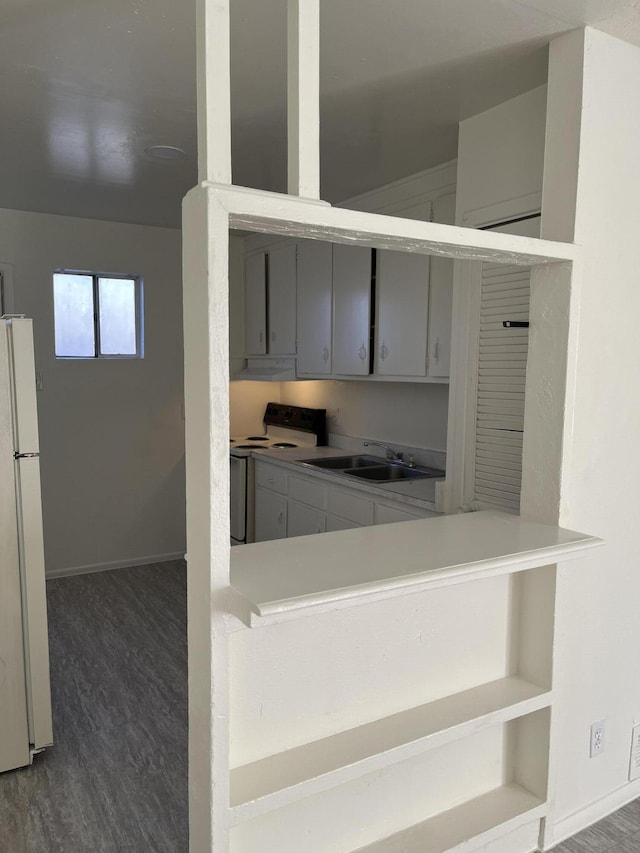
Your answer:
0,317 -> 53,773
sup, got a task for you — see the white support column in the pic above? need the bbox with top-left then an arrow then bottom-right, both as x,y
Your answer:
183,186 -> 231,852
196,0 -> 232,184
525,27 -> 640,848
288,0 -> 321,198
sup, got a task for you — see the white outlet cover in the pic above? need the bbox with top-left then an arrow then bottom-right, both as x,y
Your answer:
629,724 -> 640,781
590,720 -> 606,758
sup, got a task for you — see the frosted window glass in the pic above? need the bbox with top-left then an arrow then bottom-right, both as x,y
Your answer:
53,273 -> 95,357
98,278 -> 137,355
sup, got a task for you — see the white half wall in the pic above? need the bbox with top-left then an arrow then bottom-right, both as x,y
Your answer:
0,208 -> 185,576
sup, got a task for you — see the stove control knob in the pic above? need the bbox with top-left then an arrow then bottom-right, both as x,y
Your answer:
284,408 -> 293,420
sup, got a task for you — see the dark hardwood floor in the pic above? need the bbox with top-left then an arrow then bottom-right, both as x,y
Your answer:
0,562 -> 188,853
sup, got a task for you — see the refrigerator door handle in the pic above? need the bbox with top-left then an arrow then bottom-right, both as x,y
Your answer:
15,452 -> 39,459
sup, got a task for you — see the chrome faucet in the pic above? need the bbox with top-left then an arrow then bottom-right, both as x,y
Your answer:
363,441 -> 412,466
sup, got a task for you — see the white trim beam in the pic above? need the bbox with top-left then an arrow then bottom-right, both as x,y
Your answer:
209,184 -> 579,266
288,0 -> 321,198
196,0 -> 232,183
182,187 -> 231,851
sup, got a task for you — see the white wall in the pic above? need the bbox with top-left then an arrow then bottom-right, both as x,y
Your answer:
538,28 -> 640,839
1,208 -> 185,576
280,380 -> 449,451
456,86 -> 547,227
230,381 -> 281,435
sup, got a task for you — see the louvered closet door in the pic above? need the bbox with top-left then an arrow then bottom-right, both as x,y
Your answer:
474,262 -> 530,512
470,216 -> 539,514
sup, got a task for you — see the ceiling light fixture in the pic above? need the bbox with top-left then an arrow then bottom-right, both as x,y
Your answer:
144,145 -> 186,162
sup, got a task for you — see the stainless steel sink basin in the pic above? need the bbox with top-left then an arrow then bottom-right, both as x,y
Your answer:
299,455 -> 383,470
345,465 -> 434,481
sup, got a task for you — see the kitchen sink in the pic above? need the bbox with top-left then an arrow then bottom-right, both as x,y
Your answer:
345,465 -> 435,481
299,455 -> 383,470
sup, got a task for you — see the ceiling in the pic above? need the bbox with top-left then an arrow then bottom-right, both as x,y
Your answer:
0,0 -> 639,228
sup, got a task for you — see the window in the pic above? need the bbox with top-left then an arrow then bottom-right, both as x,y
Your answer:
53,271 -> 143,358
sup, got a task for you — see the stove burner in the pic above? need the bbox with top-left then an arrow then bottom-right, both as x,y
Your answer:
271,442 -> 298,449
246,436 -> 268,441
235,444 -> 262,449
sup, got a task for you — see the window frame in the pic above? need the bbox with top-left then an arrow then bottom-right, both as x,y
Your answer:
53,269 -> 144,360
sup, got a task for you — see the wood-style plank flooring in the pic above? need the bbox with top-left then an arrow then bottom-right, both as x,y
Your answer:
1,560 -> 640,852
0,562 -> 188,853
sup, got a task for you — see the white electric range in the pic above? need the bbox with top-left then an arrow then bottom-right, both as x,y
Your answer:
230,403 -> 327,545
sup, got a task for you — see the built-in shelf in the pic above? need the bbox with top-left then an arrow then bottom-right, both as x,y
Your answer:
229,675 -> 551,825
352,783 -> 546,853
230,510 -> 602,626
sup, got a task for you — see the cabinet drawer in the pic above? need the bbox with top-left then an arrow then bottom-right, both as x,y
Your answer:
289,475 -> 328,510
375,503 -> 440,525
255,461 -> 288,495
288,500 -> 326,538
328,488 -> 374,526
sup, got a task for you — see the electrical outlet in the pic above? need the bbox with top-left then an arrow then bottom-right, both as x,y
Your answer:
590,720 -> 606,757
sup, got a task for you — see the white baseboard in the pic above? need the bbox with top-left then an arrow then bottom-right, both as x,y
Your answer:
545,779 -> 640,849
46,552 -> 185,580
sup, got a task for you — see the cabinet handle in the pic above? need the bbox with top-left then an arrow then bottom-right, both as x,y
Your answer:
259,331 -> 263,343
278,512 -> 284,524
271,331 -> 276,342
380,342 -> 388,360
322,346 -> 330,362
358,344 -> 367,361
434,339 -> 440,363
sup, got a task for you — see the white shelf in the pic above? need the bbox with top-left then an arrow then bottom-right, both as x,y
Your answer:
230,510 -> 602,626
229,675 -> 551,825
352,783 -> 546,853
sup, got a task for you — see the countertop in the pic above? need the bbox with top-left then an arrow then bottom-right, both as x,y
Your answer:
230,510 -> 603,625
251,445 -> 444,513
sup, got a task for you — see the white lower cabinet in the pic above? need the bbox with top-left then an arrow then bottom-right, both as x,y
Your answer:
253,460 -> 438,543
287,500 -> 326,538
326,515 -> 360,532
254,487 -> 287,542
328,488 -> 374,526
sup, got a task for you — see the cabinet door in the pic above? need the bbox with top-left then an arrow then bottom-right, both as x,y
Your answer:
268,244 -> 297,355
327,515 -> 360,532
375,503 -> 439,525
287,500 -> 326,538
254,488 -> 287,542
245,253 -> 267,355
376,250 -> 430,376
332,244 -> 372,375
296,240 -> 332,374
428,193 -> 455,377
